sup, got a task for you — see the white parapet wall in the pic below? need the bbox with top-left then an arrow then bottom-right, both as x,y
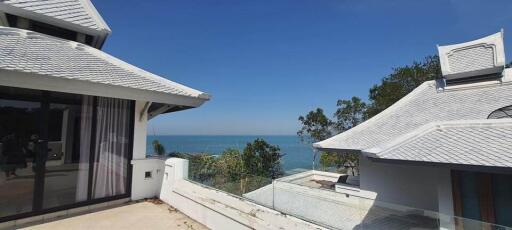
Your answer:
244,171 -> 375,229
131,157 -> 165,201
244,169 -> 449,230
159,158 -> 326,230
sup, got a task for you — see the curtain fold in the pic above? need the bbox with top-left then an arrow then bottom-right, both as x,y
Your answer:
92,97 -> 131,199
75,96 -> 93,202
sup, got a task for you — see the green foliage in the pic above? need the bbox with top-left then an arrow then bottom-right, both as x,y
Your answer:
216,148 -> 244,181
365,55 -> 441,118
319,152 -> 337,169
318,152 -> 358,175
188,153 -> 217,182
334,97 -> 367,132
243,138 -> 283,179
297,97 -> 365,172
152,140 -> 166,156
297,108 -> 333,143
177,139 -> 282,195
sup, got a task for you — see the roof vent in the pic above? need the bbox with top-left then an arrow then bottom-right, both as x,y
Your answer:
437,30 -> 505,82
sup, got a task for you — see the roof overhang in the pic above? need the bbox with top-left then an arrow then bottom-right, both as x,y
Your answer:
367,157 -> 512,174
311,144 -> 362,154
362,119 -> 512,168
314,118 -> 512,169
0,26 -> 210,109
0,69 -> 208,108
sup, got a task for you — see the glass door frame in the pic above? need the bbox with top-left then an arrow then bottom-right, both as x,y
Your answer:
0,89 -> 135,223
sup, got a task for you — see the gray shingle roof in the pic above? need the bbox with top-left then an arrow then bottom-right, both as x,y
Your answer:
364,119 -> 512,167
0,26 -> 209,104
314,69 -> 512,153
0,0 -> 110,32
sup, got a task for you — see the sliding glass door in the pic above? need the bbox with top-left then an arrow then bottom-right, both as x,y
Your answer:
42,93 -> 93,209
0,87 -> 42,218
0,86 -> 133,221
91,97 -> 131,199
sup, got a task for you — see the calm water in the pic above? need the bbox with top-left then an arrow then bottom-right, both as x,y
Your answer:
146,135 -> 316,170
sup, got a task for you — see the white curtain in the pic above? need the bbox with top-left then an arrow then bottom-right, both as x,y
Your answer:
75,96 -> 93,202
91,97 -> 130,198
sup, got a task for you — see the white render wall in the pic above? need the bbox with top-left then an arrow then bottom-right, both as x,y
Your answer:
132,100 -> 148,160
131,158 -> 165,200
359,155 -> 451,212
130,100 -> 162,200
244,179 -> 374,229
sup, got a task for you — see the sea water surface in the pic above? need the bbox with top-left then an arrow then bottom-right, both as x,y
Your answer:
146,135 -> 316,170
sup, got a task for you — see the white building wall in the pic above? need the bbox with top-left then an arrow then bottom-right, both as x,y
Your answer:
132,100 -> 148,160
130,100 -> 162,200
359,156 -> 445,211
131,158 -> 165,200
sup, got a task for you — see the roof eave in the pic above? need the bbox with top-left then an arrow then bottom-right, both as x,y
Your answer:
0,69 -> 208,108
312,143 -> 363,154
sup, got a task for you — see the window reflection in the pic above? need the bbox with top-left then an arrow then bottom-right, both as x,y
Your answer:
0,98 -> 40,218
0,86 -> 132,220
43,95 -> 92,209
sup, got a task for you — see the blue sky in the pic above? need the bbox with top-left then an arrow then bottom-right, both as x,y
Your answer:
93,0 -> 512,135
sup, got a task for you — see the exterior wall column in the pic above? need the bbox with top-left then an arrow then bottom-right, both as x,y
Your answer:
131,100 -> 166,200
132,100 -> 148,160
437,168 -> 455,230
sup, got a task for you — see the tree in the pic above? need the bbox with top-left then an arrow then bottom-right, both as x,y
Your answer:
188,153 -> 217,183
507,61 -> 512,68
334,97 -> 367,132
243,138 -> 283,179
365,55 -> 441,118
152,140 -> 166,156
298,98 -> 366,173
297,108 -> 333,144
319,152 -> 359,175
332,97 -> 366,174
178,139 -> 284,195
216,148 -> 244,181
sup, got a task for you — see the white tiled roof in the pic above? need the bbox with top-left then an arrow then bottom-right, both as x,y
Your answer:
0,26 -> 209,104
0,0 -> 110,32
364,119 -> 512,167
314,69 -> 512,153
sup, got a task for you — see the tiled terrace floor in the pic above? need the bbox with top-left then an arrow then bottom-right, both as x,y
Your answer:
22,202 -> 208,230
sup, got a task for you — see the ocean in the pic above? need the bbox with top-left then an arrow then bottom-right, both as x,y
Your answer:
146,135 -> 316,171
